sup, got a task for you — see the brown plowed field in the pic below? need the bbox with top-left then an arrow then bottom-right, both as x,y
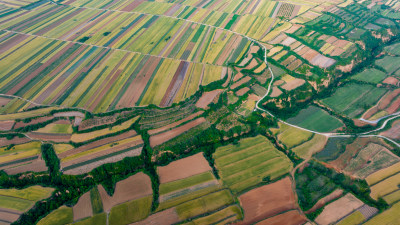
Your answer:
98,172 -> 152,212
27,132 -> 71,142
73,192 -> 93,221
195,90 -> 223,109
0,121 -> 14,131
149,117 -> 206,147
157,153 -> 212,183
237,177 -> 296,225
255,210 -> 306,225
4,158 -> 47,175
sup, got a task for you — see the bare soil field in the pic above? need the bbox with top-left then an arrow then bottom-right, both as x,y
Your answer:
281,78 -> 305,91
73,192 -> 92,221
237,177 -> 296,225
383,77 -> 399,85
305,189 -> 343,214
157,153 -> 212,183
195,90 -> 223,109
98,172 -> 152,212
0,208 -> 21,223
255,210 -> 306,225
132,208 -> 180,225
270,87 -> 283,97
149,117 -> 207,147
231,77 -> 252,90
315,194 -> 364,225
381,120 -> 400,140
0,121 -> 14,131
3,158 -> 47,175
236,87 -> 250,96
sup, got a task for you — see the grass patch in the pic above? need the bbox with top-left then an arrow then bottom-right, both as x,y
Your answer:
37,206 -> 73,225
108,196 -> 152,225
321,83 -> 387,118
292,134 -> 327,158
351,68 -> 386,84
376,56 -> 400,74
90,187 -> 103,214
74,213 -> 106,225
0,195 -> 33,211
213,135 -> 292,193
286,106 -> 343,133
0,185 -> 53,201
176,189 -> 234,220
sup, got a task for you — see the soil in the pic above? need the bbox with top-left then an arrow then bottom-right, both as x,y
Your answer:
73,191 -> 93,221
255,210 -> 306,225
237,177 -> 296,225
157,152 -> 212,183
195,90 -> 223,109
98,172 -> 152,212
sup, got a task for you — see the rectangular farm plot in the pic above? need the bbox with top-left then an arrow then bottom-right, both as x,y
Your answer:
315,194 -> 368,225
364,202 -> 400,225
60,132 -> 144,175
157,153 -> 212,184
0,186 -> 54,224
321,83 -> 387,118
213,135 -> 293,193
237,177 -> 297,225
272,122 -> 314,148
286,105 -> 343,133
0,141 -> 48,175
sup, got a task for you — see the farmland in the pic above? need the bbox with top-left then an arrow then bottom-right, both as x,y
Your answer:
0,0 -> 400,224
286,105 -> 343,133
213,135 -> 293,193
0,186 -> 54,224
321,83 -> 387,118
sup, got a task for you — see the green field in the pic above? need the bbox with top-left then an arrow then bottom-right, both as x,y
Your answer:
213,135 -> 292,193
295,163 -> 338,210
376,56 -> 400,74
175,189 -> 234,220
0,186 -> 53,201
351,68 -> 387,84
159,172 -> 215,195
336,210 -> 365,225
0,186 -> 54,212
37,206 -> 73,225
90,187 -> 104,214
36,124 -> 73,134
286,106 -> 343,132
183,205 -> 242,225
275,123 -> 314,148
292,134 -> 327,158
385,42 -> 400,55
315,137 -> 353,161
109,196 -> 152,225
73,213 -> 106,225
364,202 -> 400,225
321,83 -> 387,118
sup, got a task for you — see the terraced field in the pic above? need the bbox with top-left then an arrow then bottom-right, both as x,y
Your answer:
213,135 -> 293,193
